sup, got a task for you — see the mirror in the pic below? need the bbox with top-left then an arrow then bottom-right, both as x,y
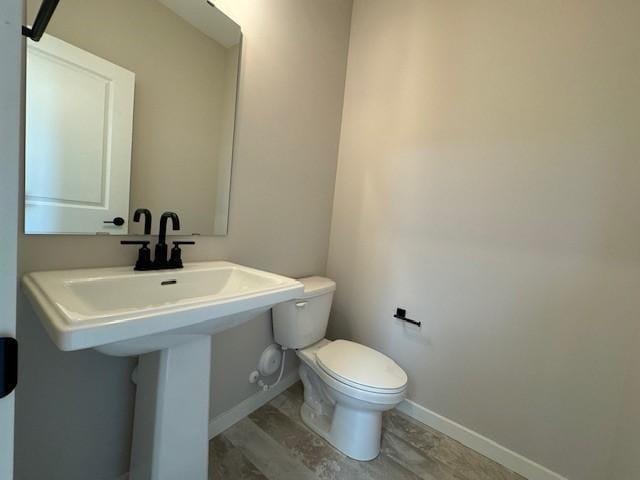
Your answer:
24,0 -> 241,236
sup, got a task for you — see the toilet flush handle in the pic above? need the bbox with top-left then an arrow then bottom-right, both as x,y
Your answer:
295,301 -> 307,308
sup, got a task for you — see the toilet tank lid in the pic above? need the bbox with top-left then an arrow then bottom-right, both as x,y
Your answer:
297,276 -> 336,298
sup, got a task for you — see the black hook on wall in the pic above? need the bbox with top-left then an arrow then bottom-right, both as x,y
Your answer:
22,0 -> 60,42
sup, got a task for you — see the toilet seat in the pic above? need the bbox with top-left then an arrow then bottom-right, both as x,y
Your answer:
316,340 -> 407,394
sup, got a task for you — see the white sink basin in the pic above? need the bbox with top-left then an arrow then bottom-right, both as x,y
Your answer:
22,261 -> 304,480
22,261 -> 303,355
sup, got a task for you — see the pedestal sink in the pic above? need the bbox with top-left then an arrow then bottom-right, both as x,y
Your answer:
22,261 -> 304,480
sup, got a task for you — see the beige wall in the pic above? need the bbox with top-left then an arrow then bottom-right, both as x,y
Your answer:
328,1 -> 640,479
16,0 -> 352,478
26,0 -> 233,235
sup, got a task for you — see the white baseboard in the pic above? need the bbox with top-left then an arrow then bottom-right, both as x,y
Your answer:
397,399 -> 567,480
208,371 -> 300,439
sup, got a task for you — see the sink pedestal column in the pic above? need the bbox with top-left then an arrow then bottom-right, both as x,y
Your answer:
129,335 -> 211,480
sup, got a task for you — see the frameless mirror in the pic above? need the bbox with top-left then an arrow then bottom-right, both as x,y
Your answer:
24,0 -> 241,236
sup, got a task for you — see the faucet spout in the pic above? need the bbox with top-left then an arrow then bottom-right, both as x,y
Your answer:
156,212 -> 181,264
133,208 -> 153,235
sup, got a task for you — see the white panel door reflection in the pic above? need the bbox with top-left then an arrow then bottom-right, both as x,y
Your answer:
25,34 -> 134,234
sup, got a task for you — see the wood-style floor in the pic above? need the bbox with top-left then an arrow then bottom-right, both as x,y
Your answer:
209,382 -> 525,480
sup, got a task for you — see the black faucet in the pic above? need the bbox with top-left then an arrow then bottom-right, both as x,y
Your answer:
155,212 -> 180,266
133,208 -> 152,235
120,211 -> 194,270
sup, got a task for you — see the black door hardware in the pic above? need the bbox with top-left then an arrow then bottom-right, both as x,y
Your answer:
0,337 -> 18,400
133,208 -> 153,235
394,308 -> 421,327
104,217 -> 126,227
22,0 -> 60,42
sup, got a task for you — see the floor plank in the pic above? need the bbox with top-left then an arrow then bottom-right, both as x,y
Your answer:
223,417 -> 321,480
209,434 -> 268,480
380,429 -> 465,480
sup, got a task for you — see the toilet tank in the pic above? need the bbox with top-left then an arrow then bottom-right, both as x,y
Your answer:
273,276 -> 336,349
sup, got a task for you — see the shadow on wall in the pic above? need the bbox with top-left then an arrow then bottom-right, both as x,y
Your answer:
15,294 -> 136,480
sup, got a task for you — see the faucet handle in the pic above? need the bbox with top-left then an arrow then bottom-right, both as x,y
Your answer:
121,240 -> 152,271
169,241 -> 195,269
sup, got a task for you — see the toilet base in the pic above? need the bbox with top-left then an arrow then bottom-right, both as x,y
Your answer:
298,362 -> 382,461
300,400 -> 382,461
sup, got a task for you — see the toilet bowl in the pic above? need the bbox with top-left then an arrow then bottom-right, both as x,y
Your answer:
273,277 -> 408,461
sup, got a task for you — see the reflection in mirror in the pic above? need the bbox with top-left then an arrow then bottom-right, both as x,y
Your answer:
24,0 -> 241,236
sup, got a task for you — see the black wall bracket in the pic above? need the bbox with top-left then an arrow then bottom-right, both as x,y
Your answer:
0,337 -> 18,399
394,308 -> 421,327
22,0 -> 60,42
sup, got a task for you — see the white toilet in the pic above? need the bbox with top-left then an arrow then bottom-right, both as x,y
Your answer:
273,276 -> 408,461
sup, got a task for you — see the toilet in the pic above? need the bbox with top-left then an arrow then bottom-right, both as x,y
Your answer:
273,276 -> 408,461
